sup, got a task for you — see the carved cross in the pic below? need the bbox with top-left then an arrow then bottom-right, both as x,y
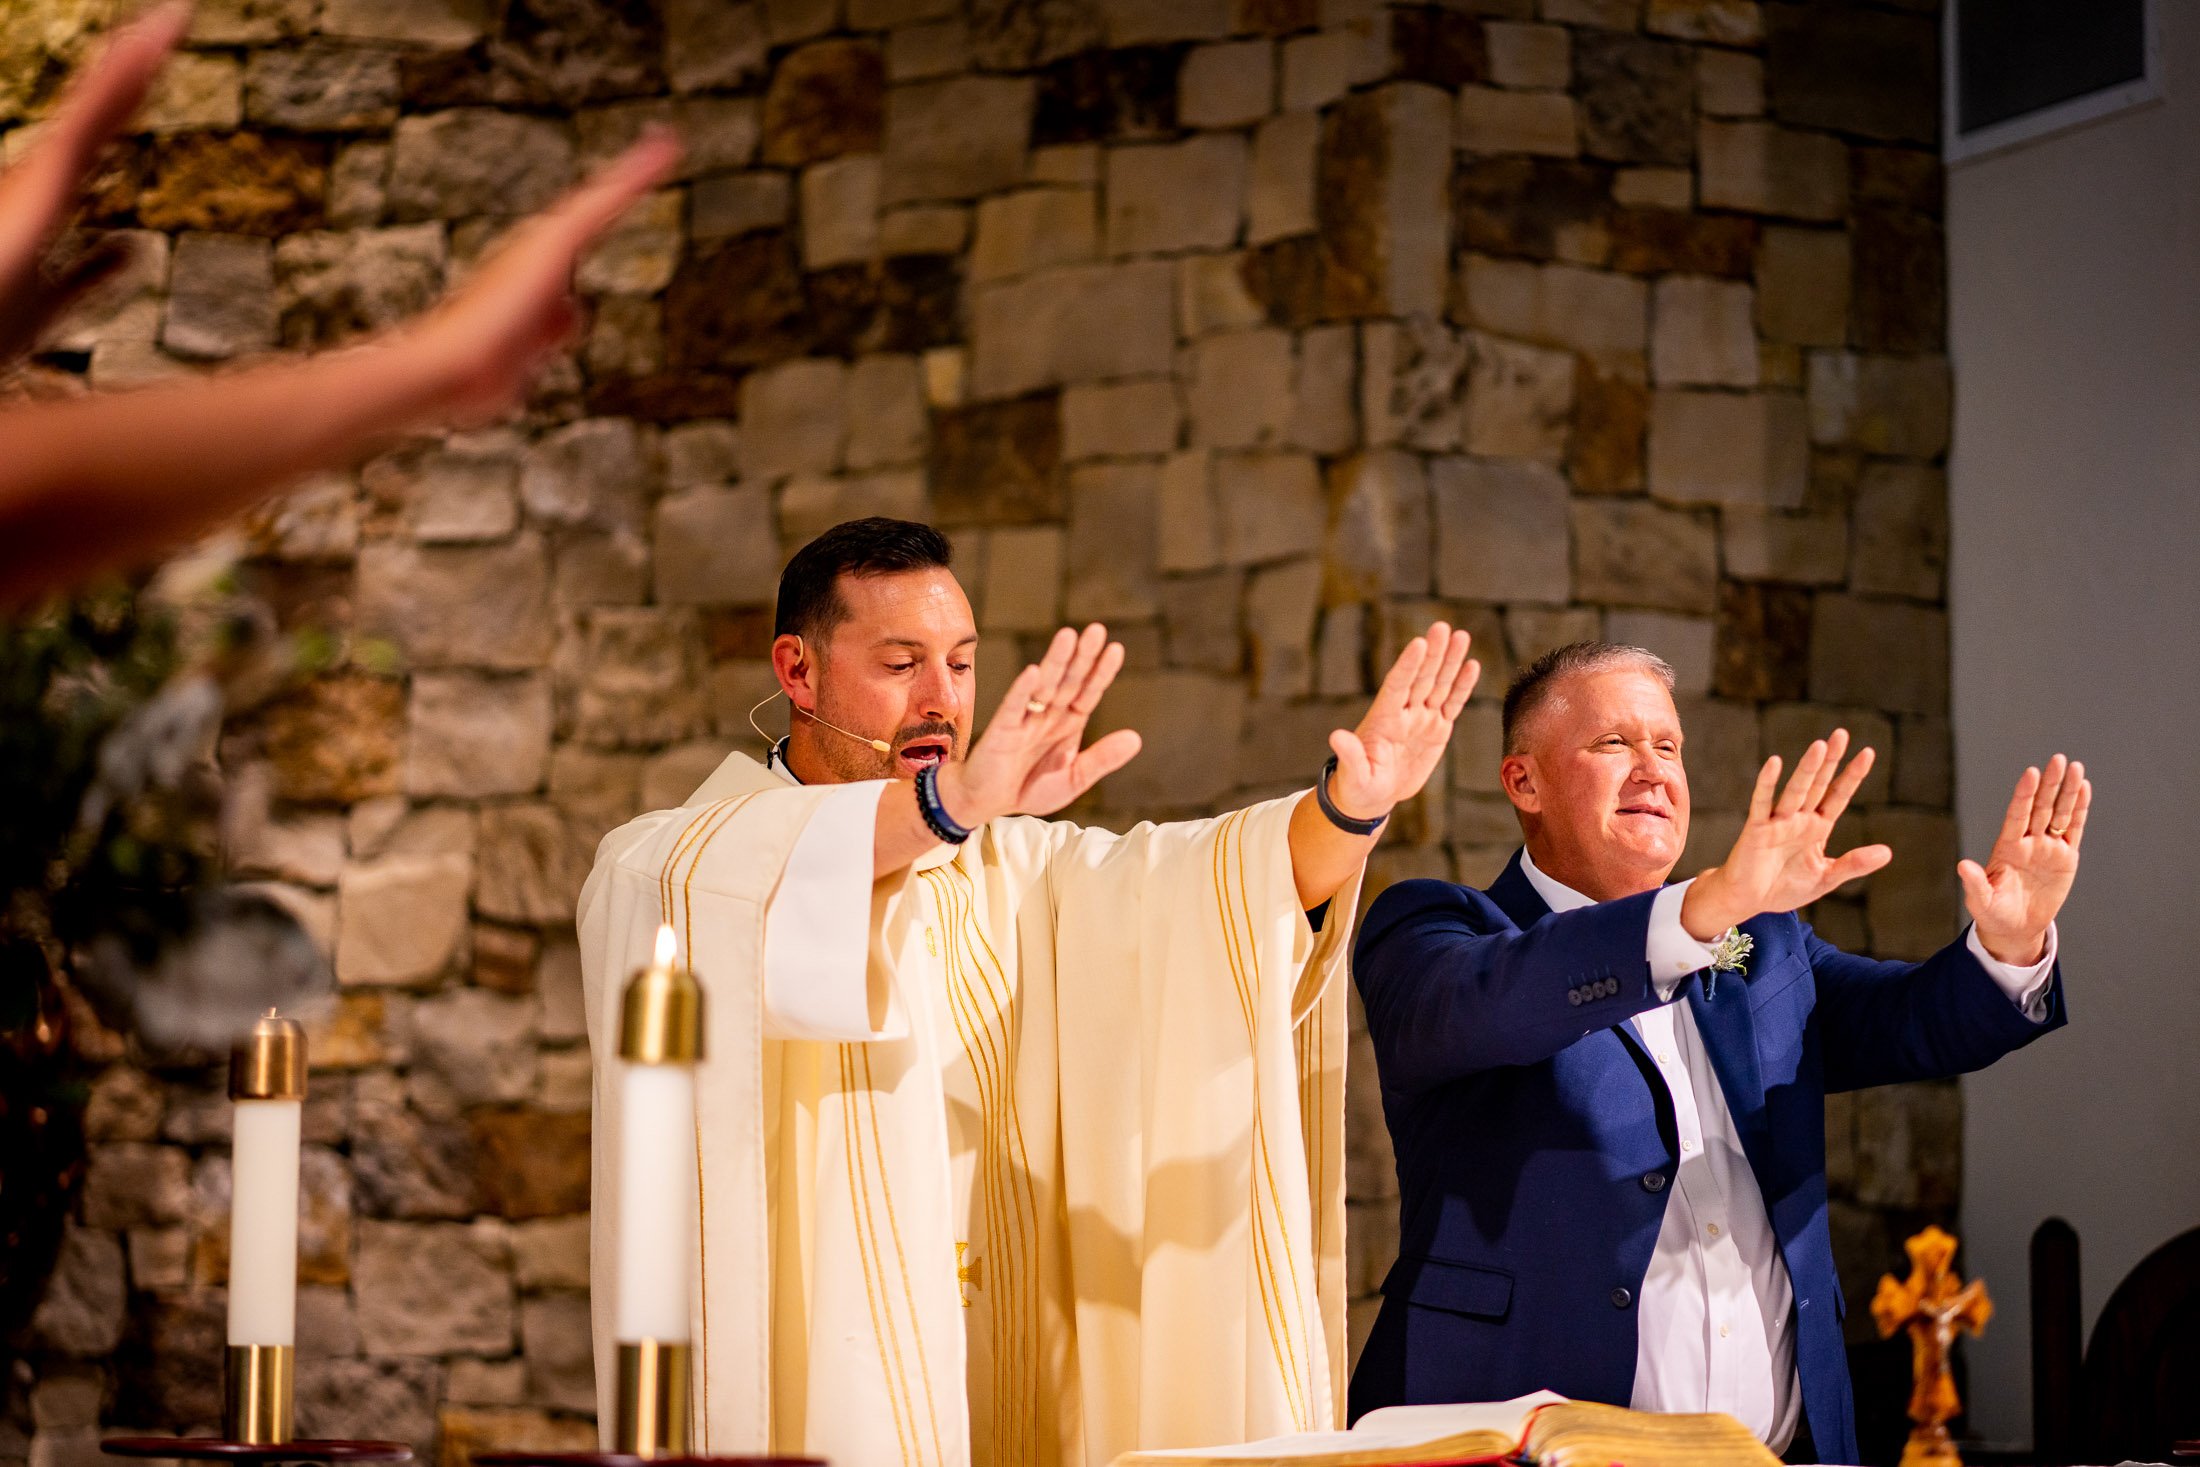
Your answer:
956,1240 -> 982,1308
1872,1225 -> 1993,1467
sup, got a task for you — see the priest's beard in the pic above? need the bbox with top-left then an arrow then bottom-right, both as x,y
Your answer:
799,710 -> 963,784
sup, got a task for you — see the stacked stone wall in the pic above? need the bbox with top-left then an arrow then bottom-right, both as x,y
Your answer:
3,0 -> 1954,1459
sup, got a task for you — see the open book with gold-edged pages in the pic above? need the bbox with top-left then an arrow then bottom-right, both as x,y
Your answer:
1111,1394 -> 1785,1467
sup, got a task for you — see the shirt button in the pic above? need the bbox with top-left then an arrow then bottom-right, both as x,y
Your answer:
1610,1288 -> 1633,1309
1707,1223 -> 1721,1238
1719,1323 -> 1731,1339
1681,1138 -> 1696,1152
1641,1172 -> 1667,1193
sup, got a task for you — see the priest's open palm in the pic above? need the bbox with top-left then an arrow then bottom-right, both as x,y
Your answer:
1961,754 -> 2089,965
947,624 -> 1142,823
1683,730 -> 1892,939
1327,622 -> 1480,818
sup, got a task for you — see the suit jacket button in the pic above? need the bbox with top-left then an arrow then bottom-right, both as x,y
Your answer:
1610,1287 -> 1633,1309
1641,1171 -> 1666,1193
1568,989 -> 1582,1006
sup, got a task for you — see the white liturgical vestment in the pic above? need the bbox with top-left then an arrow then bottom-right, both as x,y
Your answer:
578,751 -> 1357,1467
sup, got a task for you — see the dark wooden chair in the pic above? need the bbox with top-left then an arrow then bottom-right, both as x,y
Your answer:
2030,1216 -> 2200,1463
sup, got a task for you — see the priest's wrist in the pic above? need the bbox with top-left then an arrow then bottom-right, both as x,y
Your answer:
1317,755 -> 1390,835
929,762 -> 999,832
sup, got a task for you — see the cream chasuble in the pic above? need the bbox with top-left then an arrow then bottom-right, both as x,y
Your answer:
579,751 -> 1355,1467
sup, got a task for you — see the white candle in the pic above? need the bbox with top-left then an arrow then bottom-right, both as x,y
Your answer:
614,924 -> 703,1345
615,1064 -> 698,1342
227,1093 -> 302,1346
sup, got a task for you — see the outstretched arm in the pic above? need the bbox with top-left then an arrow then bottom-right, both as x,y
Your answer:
0,7 -> 679,605
1287,622 -> 1481,910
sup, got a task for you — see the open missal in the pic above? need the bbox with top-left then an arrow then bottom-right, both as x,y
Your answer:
1111,1393 -> 1784,1467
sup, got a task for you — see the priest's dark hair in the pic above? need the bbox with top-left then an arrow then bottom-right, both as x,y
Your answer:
1502,641 -> 1676,754
774,516 -> 955,644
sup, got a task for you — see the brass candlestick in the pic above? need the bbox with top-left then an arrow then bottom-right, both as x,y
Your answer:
614,934 -> 704,1457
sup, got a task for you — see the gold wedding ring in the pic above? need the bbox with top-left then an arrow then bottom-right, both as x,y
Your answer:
2047,823 -> 2068,838
1026,699 -> 1048,714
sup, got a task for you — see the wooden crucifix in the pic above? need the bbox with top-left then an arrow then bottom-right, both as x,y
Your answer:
1872,1225 -> 1994,1467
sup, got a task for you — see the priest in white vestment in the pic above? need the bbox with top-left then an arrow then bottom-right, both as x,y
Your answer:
579,518 -> 1482,1467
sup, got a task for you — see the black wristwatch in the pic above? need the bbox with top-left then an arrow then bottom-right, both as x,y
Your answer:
1316,754 -> 1389,836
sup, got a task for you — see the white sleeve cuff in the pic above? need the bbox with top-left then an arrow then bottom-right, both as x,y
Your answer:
1648,880 -> 1721,998
1966,920 -> 2058,1023
762,781 -> 904,1041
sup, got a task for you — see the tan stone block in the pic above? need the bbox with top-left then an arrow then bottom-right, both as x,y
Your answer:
1457,255 -> 1647,364
1029,142 -> 1100,186
385,444 -> 519,545
798,155 -> 880,269
846,355 -> 928,469
1324,450 -> 1432,602
1178,252 -> 1268,336
1652,276 -> 1758,387
1105,0 -> 1232,44
1086,671 -> 1247,810
1359,317 -> 1462,451
406,674 -> 552,799
1106,135 -> 1248,257
1234,561 -> 1316,706
654,486 -> 780,605
1319,84 -> 1451,318
519,417 -> 649,532
980,525 -> 1065,631
1457,87 -> 1579,158
1158,450 -> 1224,573
1849,462 -> 1946,600
448,1359 -> 528,1408
336,854 -> 471,985
691,172 -> 790,240
359,537 -> 553,671
1292,323 -> 1358,455
139,52 -> 242,132
887,18 -> 969,80
740,358 -> 847,478
923,345 -> 967,407
1720,507 -> 1849,584
1217,451 -> 1324,566
1064,379 -> 1181,460
1698,46 -> 1764,118
1541,0 -> 1639,25
1666,693 -> 1760,811
356,1221 -> 514,1357
880,202 -> 967,255
1893,713 -> 1951,808
1807,352 -> 1950,458
1188,328 -> 1296,449
1700,120 -> 1848,222
665,0 -> 765,91
1464,332 -> 1574,464
1605,610 -> 1715,694
779,470 -> 927,545
164,232 -> 276,360
1431,457 -> 1570,604
764,0 -> 837,44
1505,607 -> 1603,668
322,0 -> 488,44
970,187 -> 1099,283
1248,111 -> 1319,245
1281,28 -> 1382,112
1573,499 -> 1719,612
1755,225 -> 1850,348
1316,602 -> 1367,698
1809,594 -> 1947,715
1614,166 -> 1691,209
1487,21 -> 1570,89
970,261 -> 1176,398
882,74 -> 1035,204
1649,390 -> 1809,508
1181,38 -> 1275,128
389,110 -> 574,221
1862,812 -> 1960,960
570,608 -> 710,748
1065,463 -> 1162,621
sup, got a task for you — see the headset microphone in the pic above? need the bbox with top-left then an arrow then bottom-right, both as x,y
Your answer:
747,635 -> 894,754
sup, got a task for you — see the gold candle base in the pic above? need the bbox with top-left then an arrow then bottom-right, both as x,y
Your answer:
224,1344 -> 295,1445
614,1340 -> 691,1457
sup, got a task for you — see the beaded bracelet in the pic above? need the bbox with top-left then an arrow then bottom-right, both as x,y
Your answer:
914,762 -> 973,844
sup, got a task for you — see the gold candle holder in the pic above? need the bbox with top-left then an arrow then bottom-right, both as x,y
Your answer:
224,1344 -> 295,1446
613,930 -> 705,1458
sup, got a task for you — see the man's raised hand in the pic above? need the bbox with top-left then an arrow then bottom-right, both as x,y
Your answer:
1681,729 -> 1892,941
1326,621 -> 1481,821
1961,755 -> 2089,966
939,625 -> 1142,823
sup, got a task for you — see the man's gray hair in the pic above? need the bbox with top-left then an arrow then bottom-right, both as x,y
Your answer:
1501,641 -> 1676,754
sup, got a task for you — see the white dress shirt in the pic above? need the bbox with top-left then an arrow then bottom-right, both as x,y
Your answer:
1515,848 -> 2057,1451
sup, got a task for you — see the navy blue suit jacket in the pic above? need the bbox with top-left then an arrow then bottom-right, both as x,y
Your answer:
1347,853 -> 2066,1464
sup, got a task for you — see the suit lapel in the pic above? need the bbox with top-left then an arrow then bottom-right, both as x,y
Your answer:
1683,963 -> 1773,1174
1485,851 -> 1549,930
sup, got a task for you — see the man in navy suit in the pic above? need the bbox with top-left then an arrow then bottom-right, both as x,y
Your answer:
1349,642 -> 2090,1463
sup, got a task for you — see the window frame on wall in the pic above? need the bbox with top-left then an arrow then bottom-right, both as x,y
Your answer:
1943,0 -> 2164,165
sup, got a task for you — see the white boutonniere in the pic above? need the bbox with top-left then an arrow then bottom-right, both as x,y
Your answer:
1704,927 -> 1753,1000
